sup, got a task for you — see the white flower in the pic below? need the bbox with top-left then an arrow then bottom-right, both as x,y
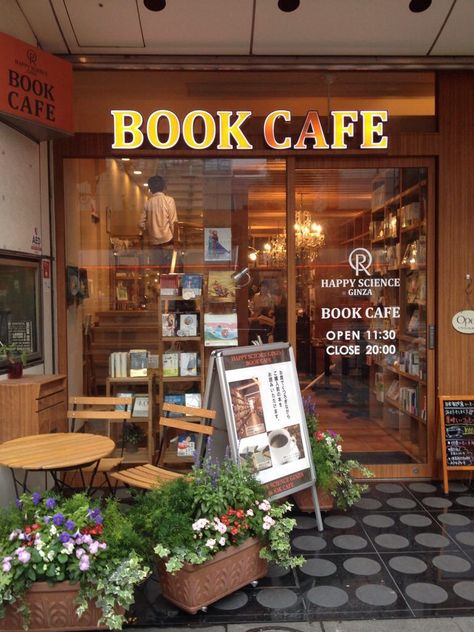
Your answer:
46,550 -> 55,561
8,530 -> 20,541
337,445 -> 342,453
246,509 -> 254,517
192,518 -> 210,531
205,539 -> 216,548
62,542 -> 74,555
262,516 -> 275,530
258,500 -> 271,512
219,537 -> 226,546
49,525 -> 57,536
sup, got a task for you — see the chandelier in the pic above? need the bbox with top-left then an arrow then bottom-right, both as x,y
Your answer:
261,196 -> 325,265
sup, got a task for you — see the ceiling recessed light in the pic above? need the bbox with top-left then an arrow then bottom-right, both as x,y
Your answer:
133,170 -> 143,175
144,0 -> 166,11
121,158 -> 130,161
278,0 -> 300,12
409,0 -> 432,13
143,183 -> 149,187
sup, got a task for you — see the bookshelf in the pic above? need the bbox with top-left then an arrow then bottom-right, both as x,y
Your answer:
105,375 -> 156,464
368,168 -> 428,460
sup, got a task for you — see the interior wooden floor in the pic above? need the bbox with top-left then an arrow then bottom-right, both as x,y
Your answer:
302,379 -> 412,456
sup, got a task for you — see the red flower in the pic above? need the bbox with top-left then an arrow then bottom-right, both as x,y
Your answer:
24,527 -> 31,534
31,523 -> 40,531
236,510 -> 244,518
231,527 -> 238,535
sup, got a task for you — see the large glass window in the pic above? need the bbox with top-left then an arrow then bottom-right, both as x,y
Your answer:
293,167 -> 428,465
64,158 -> 287,397
0,256 -> 42,370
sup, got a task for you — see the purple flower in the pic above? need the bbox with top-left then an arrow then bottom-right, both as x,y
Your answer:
32,492 -> 42,506
79,555 -> 90,571
52,513 -> 65,526
59,532 -> 70,544
15,498 -> 23,509
65,519 -> 76,531
75,547 -> 85,559
88,508 -> 103,524
44,516 -> 51,524
16,548 -> 31,564
2,556 -> 12,572
45,497 -> 57,510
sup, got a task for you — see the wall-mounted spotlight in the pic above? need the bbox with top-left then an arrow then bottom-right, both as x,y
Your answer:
409,0 -> 432,12
278,0 -> 300,12
144,0 -> 166,11
231,267 -> 251,289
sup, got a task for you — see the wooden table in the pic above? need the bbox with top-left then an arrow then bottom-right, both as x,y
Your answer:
0,433 -> 115,496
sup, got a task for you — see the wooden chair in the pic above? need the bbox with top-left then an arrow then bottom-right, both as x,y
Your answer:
111,402 -> 216,491
68,395 -> 133,493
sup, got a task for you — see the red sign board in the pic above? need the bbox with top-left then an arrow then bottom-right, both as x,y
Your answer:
0,32 -> 73,136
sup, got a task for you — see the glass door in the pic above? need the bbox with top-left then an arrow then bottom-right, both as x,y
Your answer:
291,165 -> 432,476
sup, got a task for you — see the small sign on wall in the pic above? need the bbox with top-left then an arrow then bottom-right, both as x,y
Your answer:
452,310 -> 474,334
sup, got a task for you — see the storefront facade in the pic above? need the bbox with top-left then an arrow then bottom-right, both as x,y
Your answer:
49,68 -> 473,481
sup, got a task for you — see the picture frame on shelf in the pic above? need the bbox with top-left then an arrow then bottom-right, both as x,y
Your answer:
204,227 -> 232,262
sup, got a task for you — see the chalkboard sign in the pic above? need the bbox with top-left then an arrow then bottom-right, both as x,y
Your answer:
439,396 -> 474,493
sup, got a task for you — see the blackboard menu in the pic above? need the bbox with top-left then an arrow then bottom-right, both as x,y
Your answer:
442,399 -> 474,467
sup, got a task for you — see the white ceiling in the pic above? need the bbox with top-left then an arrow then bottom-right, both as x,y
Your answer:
1,0 -> 473,60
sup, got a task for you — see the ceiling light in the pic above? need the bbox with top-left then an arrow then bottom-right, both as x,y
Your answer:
133,170 -> 142,175
143,183 -> 149,187
121,158 -> 130,161
278,0 -> 300,12
409,0 -> 432,13
144,0 -> 166,11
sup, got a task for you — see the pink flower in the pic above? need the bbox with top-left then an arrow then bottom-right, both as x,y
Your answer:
79,555 -> 90,571
258,500 -> 271,512
75,547 -> 85,559
16,548 -> 31,564
2,556 -> 12,572
88,541 -> 99,555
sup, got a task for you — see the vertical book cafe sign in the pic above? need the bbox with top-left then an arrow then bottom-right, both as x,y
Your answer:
439,397 -> 474,494
204,343 -> 316,500
0,32 -> 73,135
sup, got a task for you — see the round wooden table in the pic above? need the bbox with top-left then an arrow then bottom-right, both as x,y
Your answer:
0,433 -> 115,496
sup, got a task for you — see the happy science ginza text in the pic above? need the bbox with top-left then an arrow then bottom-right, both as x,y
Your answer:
111,109 -> 388,150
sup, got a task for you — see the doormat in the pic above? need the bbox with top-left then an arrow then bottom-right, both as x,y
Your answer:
343,451 -> 417,464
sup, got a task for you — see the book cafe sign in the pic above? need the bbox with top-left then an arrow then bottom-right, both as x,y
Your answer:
111,109 -> 388,150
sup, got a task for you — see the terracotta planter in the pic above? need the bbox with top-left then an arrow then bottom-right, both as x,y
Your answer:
0,581 -> 108,632
292,485 -> 335,513
157,536 -> 268,614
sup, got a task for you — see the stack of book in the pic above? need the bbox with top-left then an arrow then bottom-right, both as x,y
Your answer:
162,352 -> 198,377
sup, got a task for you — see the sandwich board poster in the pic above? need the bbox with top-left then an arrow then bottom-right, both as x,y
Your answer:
204,343 -> 322,530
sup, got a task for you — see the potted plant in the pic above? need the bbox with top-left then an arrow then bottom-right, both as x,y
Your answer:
293,396 -> 374,512
0,341 -> 28,379
129,453 -> 304,614
0,492 -> 149,631
122,422 -> 145,453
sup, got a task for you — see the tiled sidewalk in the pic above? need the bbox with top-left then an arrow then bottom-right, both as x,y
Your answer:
129,480 -> 474,627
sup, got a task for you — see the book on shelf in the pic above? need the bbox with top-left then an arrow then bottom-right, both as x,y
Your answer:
162,313 -> 178,336
109,352 -> 128,378
160,273 -> 180,295
207,271 -> 236,301
399,386 -> 418,416
386,380 -> 400,401
164,394 -> 185,416
400,349 -> 420,376
407,309 -> 420,335
181,274 -> 203,299
115,392 -> 134,411
176,433 -> 196,457
400,202 -> 421,228
147,354 -> 159,370
129,349 -> 148,377
204,313 -> 238,346
180,352 -> 198,376
163,353 -> 179,377
185,392 -> 202,409
132,395 -> 149,417
178,313 -> 198,337
375,372 -> 384,403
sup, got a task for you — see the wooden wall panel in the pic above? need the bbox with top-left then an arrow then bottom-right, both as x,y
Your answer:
437,71 -> 474,395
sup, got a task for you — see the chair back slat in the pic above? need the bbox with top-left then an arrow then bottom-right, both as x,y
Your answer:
162,402 -> 216,420
159,417 -> 214,436
69,410 -> 131,420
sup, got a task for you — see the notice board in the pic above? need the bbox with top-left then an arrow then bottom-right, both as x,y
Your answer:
203,343 -> 322,529
439,396 -> 474,493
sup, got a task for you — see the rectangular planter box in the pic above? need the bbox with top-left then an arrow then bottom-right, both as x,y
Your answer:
0,582 -> 107,632
157,536 -> 268,614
